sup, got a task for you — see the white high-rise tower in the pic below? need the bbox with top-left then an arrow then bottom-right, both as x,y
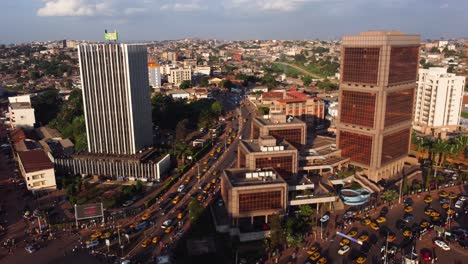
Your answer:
78,43 -> 152,155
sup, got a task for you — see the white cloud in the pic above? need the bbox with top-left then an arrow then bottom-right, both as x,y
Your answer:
440,3 -> 449,9
160,1 -> 203,12
124,7 -> 146,15
227,0 -> 310,12
37,0 -> 112,16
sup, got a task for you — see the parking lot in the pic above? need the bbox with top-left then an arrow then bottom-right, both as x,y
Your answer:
280,184 -> 468,264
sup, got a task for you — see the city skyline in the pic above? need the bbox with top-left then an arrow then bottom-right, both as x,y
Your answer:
1,0 -> 467,43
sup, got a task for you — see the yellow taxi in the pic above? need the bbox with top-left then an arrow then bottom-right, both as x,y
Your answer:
172,195 -> 180,204
361,218 -> 371,226
306,246 -> 319,255
339,239 -> 350,247
152,236 -> 159,244
203,160 -> 208,165
185,175 -> 192,183
430,211 -> 440,218
317,257 -> 327,264
100,232 -> 111,239
420,221 -> 430,229
438,190 -> 448,198
358,234 -> 368,243
423,195 -> 433,203
165,226 -> 174,234
424,208 -> 434,215
448,192 -> 458,200
376,216 -> 386,224
404,206 -> 413,213
347,230 -> 357,238
403,230 -> 412,237
197,173 -> 202,179
211,178 -> 217,184
212,171 -> 218,176
356,256 -> 367,264
91,231 -> 102,239
177,211 -> 184,219
441,203 -> 449,209
141,212 -> 151,221
387,234 -> 396,242
447,209 -> 455,215
141,238 -> 151,248
203,167 -> 208,172
370,222 -> 380,231
310,252 -> 321,261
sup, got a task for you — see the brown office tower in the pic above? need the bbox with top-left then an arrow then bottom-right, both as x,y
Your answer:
337,31 -> 420,182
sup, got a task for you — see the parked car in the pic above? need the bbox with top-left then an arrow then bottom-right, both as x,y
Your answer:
25,245 -> 37,253
338,245 -> 350,255
320,214 -> 330,222
86,240 -> 99,248
434,240 -> 450,250
177,184 -> 185,193
161,219 -> 173,229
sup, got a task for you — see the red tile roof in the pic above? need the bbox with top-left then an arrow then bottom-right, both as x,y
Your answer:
262,92 -> 284,100
10,128 -> 27,144
286,91 -> 310,100
276,98 -> 306,104
17,150 -> 54,173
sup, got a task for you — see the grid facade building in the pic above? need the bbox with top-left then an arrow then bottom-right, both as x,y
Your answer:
337,31 -> 420,182
251,114 -> 307,149
221,168 -> 288,225
78,43 -> 153,155
237,136 -> 298,182
413,67 -> 465,134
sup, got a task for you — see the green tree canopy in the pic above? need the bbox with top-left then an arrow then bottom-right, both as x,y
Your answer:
32,89 -> 62,125
179,80 -> 192,89
261,74 -> 277,89
200,76 -> 209,87
175,118 -> 190,142
302,76 -> 312,86
188,198 -> 204,221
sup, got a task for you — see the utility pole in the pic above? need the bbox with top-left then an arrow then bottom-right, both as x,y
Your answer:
399,172 -> 403,204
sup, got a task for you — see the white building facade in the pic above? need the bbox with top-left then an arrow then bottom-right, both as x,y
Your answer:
17,150 -> 56,193
148,63 -> 162,88
78,43 -> 153,155
414,67 -> 465,134
7,95 -> 36,128
168,67 -> 192,86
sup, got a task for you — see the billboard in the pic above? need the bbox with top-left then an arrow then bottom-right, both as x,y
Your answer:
75,203 -> 104,221
104,30 -> 118,41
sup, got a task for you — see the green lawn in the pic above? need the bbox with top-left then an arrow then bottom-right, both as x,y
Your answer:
461,112 -> 468,118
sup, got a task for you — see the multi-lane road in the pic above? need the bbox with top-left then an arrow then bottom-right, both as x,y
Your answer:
85,95 -> 254,263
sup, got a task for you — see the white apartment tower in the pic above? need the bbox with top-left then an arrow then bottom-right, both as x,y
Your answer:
168,67 -> 192,86
414,67 -> 465,134
148,62 -> 162,88
78,43 -> 153,155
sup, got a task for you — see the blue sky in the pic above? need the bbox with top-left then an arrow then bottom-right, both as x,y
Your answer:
1,0 -> 467,43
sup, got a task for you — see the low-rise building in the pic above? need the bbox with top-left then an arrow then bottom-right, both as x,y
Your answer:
251,113 -> 307,149
7,95 -> 36,129
268,91 -> 325,126
221,168 -> 288,226
238,136 -> 298,182
17,149 -> 56,193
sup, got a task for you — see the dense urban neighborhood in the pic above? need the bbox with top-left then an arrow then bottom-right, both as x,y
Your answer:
0,25 -> 468,264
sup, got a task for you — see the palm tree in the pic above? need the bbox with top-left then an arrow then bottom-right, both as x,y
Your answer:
381,190 -> 399,204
